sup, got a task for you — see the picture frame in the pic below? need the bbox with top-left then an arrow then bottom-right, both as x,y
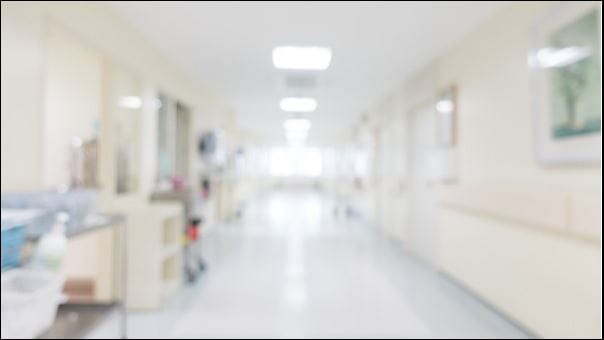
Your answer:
529,1 -> 602,164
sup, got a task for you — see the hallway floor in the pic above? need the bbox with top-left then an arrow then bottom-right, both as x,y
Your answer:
89,189 -> 530,338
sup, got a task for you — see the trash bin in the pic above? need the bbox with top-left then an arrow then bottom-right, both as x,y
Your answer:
1,269 -> 65,339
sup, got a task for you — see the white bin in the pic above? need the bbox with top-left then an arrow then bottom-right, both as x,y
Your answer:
1,269 -> 65,339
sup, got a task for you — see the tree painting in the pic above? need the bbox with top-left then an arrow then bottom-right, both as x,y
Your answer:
548,10 -> 600,139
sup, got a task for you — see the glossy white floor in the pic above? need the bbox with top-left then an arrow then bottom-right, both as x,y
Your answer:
88,188 -> 530,339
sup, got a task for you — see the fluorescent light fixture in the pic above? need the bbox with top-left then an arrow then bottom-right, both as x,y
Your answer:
117,96 -> 142,109
536,46 -> 592,68
272,46 -> 332,70
284,118 -> 311,131
280,97 -> 317,112
436,99 -> 454,114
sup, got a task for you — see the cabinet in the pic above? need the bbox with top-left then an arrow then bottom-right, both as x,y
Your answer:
124,202 -> 183,310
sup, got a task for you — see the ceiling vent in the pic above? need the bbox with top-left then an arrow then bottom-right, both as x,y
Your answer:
284,74 -> 317,90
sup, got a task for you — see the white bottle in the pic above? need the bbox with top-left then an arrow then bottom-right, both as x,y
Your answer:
32,212 -> 68,272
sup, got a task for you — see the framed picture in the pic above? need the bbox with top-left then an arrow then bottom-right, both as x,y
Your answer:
530,2 -> 601,164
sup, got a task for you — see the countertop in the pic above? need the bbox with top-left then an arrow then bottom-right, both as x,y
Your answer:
27,213 -> 125,240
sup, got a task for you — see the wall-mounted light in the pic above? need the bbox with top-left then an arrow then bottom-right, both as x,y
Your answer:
435,99 -> 454,114
152,98 -> 163,110
117,96 -> 142,109
272,46 -> 332,70
435,85 -> 457,147
280,97 -> 317,112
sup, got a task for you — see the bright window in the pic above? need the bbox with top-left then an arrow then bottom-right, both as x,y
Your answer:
269,147 -> 323,177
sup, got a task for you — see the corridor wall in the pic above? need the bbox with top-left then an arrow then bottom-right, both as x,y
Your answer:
367,2 -> 601,338
1,2 -> 231,195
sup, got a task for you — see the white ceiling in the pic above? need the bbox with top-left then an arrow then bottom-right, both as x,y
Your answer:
111,1 -> 505,142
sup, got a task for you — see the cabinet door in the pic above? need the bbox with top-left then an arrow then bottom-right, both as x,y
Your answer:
61,227 -> 116,303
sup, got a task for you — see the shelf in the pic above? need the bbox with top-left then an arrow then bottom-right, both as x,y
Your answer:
161,243 -> 181,260
162,216 -> 181,246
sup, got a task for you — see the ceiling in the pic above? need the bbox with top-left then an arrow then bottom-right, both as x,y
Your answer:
111,1 -> 505,143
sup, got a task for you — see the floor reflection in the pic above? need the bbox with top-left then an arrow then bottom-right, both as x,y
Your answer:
88,188 -> 530,339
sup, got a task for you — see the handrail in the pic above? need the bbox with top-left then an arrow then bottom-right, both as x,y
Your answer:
438,184 -> 601,242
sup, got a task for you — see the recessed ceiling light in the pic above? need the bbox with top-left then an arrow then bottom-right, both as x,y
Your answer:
272,46 -> 332,70
280,97 -> 317,112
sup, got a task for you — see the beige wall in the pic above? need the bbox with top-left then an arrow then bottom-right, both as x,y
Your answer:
367,2 -> 601,338
437,2 -> 600,188
1,1 -> 232,194
1,2 -> 237,310
1,4 -> 46,191
44,23 -> 103,188
434,3 -> 601,337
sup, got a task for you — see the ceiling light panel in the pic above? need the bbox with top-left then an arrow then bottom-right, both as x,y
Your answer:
273,46 -> 332,70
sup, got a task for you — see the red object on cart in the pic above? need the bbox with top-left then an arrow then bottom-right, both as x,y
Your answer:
186,217 -> 202,241
187,225 -> 199,241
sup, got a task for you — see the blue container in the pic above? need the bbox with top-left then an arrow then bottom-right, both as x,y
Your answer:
1,223 -> 25,271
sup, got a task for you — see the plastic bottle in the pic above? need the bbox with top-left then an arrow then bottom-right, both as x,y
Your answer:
31,212 -> 68,272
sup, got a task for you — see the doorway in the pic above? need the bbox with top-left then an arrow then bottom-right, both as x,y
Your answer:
406,102 -> 439,265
